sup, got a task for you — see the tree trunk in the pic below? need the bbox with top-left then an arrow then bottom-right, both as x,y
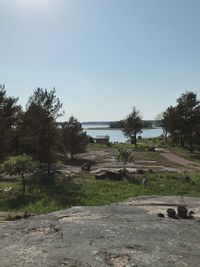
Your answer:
181,135 -> 185,148
189,133 -> 194,153
172,135 -> 176,146
123,163 -> 126,173
70,133 -> 74,160
21,173 -> 25,195
183,137 -> 185,147
47,122 -> 51,175
131,137 -> 134,144
134,133 -> 137,149
163,130 -> 168,143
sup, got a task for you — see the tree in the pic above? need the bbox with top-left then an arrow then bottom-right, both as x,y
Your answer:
116,148 -> 133,173
123,107 -> 143,148
20,88 -> 63,174
160,106 -> 180,144
62,116 -> 88,160
161,91 -> 200,152
0,85 -> 21,161
176,92 -> 200,153
155,113 -> 168,142
2,154 -> 37,195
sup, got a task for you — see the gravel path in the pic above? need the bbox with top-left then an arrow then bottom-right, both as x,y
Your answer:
158,149 -> 200,171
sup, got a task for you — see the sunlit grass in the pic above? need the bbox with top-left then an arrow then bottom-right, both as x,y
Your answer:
1,172 -> 200,215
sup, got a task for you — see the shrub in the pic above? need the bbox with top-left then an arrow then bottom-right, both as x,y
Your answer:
2,154 -> 38,195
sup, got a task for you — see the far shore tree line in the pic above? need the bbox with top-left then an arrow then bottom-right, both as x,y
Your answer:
110,119 -> 158,129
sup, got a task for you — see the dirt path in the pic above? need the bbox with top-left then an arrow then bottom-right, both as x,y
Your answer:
158,148 -> 200,171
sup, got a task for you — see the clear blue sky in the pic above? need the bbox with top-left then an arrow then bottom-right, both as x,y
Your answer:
1,0 -> 200,121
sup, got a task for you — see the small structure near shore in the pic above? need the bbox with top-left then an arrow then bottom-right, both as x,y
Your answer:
95,135 -> 109,144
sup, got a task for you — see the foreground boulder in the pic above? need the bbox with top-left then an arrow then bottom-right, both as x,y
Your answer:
81,162 -> 92,171
95,170 -> 123,181
95,172 -> 106,180
0,196 -> 200,266
105,170 -> 123,181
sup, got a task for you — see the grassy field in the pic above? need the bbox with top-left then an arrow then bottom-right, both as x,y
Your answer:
1,140 -> 200,217
1,171 -> 200,215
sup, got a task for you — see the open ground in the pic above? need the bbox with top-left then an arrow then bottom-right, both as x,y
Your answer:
1,140 -> 200,217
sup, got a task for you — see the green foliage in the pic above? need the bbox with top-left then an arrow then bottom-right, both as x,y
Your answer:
2,154 -> 37,194
161,91 -> 200,152
27,88 -> 64,119
0,85 -> 21,161
110,120 -> 156,129
2,154 -> 37,176
123,107 -> 143,148
20,88 -> 63,173
62,116 -> 89,159
116,148 -> 134,171
1,172 -> 200,214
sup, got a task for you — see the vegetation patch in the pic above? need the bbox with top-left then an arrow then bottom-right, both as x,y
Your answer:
1,172 -> 200,215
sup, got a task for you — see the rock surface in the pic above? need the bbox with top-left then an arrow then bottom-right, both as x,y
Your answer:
1,196 -> 200,266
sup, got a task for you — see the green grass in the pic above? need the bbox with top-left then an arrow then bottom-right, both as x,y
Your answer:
1,142 -> 200,218
0,174 -> 83,214
88,139 -> 164,151
87,143 -> 111,150
79,172 -> 200,205
1,172 -> 200,215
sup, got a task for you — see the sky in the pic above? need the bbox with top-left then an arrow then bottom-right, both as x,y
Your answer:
0,0 -> 200,121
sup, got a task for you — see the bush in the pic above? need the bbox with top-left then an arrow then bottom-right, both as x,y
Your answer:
116,148 -> 134,172
2,154 -> 38,195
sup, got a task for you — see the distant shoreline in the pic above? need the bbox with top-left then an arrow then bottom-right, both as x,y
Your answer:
84,127 -> 121,130
84,127 -> 160,130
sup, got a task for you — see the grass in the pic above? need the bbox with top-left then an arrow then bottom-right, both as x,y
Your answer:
87,143 -> 112,150
1,141 -> 200,217
79,172 -> 200,205
0,174 -> 83,214
1,171 -> 200,215
88,138 -> 170,151
88,140 -> 160,151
